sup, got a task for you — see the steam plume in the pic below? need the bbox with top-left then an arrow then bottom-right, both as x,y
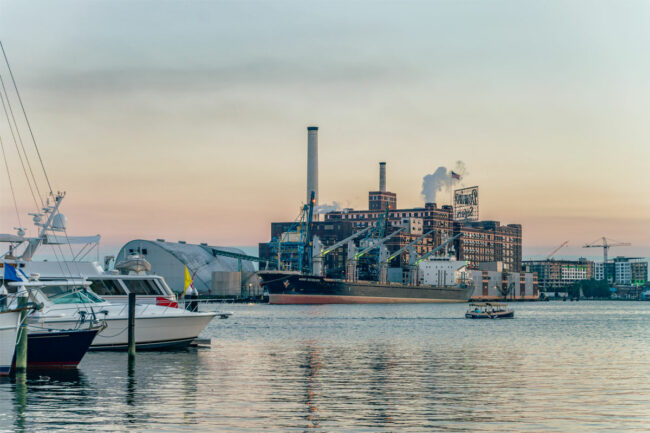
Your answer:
315,201 -> 340,215
421,161 -> 467,204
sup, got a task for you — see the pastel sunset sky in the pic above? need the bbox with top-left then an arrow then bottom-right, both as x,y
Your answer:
0,0 -> 648,259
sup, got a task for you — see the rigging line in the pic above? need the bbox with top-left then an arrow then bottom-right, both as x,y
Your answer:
0,81 -> 40,210
0,134 -> 22,227
61,228 -> 83,278
0,41 -> 53,196
0,68 -> 44,207
49,234 -> 75,280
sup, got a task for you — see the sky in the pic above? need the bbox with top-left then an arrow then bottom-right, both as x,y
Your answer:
0,0 -> 648,259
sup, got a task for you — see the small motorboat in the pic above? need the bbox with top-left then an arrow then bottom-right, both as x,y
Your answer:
465,302 -> 514,319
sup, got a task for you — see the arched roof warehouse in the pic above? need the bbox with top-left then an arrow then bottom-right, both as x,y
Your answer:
117,239 -> 256,294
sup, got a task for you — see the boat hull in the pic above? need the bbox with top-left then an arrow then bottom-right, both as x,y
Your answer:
16,328 -> 99,369
465,311 -> 514,319
260,272 -> 473,305
0,311 -> 20,375
34,314 -> 216,351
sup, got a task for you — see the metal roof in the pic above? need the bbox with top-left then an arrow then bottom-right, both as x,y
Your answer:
118,239 -> 256,292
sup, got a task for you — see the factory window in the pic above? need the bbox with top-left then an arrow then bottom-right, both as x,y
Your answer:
142,249 -> 148,255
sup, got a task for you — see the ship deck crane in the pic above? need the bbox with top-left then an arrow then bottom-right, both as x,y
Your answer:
546,240 -> 568,260
377,230 -> 435,283
582,237 -> 631,263
311,226 -> 373,276
354,228 -> 405,260
345,228 -> 405,282
414,233 -> 462,266
405,233 -> 462,286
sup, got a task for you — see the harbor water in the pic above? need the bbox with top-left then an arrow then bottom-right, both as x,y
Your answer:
1,301 -> 650,432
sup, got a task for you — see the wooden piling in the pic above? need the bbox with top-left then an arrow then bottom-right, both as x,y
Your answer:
14,293 -> 28,372
127,292 -> 136,366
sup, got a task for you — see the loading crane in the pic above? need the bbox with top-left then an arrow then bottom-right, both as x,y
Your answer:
302,191 -> 316,272
404,233 -> 463,286
311,226 -> 373,276
546,240 -> 568,260
377,230 -> 435,283
345,228 -> 405,282
270,191 -> 315,272
582,237 -> 631,263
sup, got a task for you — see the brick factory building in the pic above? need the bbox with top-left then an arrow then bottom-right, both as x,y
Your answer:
260,162 -> 524,274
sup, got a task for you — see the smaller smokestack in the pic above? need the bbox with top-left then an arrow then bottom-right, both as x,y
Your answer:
379,162 -> 386,192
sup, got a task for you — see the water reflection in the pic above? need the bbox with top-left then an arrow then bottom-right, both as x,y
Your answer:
302,341 -> 321,430
0,302 -> 649,432
13,372 -> 26,433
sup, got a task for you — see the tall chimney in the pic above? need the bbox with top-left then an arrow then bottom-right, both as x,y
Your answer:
379,161 -> 386,192
306,126 -> 319,213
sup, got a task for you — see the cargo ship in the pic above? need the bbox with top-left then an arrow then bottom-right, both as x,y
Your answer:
259,270 -> 474,304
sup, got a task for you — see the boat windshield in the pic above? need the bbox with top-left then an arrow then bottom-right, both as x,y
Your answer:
41,286 -> 105,304
122,278 -> 165,295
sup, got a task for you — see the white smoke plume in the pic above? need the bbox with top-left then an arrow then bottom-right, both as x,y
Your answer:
421,161 -> 467,204
315,201 -> 341,215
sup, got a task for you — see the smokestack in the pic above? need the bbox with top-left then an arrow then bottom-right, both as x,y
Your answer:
379,162 -> 386,192
307,126 -> 319,213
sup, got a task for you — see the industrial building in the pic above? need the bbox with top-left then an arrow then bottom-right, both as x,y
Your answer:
118,239 -> 261,297
324,162 -> 523,272
258,221 -> 354,278
260,126 -> 525,281
522,258 -> 594,293
453,221 -> 522,272
255,126 -> 537,300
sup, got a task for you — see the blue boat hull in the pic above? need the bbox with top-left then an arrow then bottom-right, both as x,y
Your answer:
13,328 -> 99,369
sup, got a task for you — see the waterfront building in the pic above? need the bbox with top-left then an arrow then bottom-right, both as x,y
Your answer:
522,258 -> 594,292
467,268 -> 537,300
453,220 -> 522,272
324,164 -> 523,271
118,240 -> 259,296
595,257 -> 648,286
262,164 -> 523,275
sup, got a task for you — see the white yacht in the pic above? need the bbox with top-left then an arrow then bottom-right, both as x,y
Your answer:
0,308 -> 20,375
2,272 -> 216,350
21,259 -> 180,307
1,194 -> 218,350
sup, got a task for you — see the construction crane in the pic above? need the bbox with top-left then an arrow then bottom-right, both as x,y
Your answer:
377,230 -> 435,283
546,241 -> 569,260
582,237 -> 631,263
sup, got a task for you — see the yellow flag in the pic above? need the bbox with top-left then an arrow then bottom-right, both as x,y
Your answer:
183,266 -> 193,296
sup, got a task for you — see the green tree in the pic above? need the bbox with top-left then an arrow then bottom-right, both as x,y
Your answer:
576,279 -> 610,299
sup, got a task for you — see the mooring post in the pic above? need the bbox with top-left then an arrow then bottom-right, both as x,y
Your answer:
127,292 -> 136,366
15,287 -> 29,372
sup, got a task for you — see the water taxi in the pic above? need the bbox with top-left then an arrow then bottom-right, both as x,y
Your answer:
465,302 -> 514,319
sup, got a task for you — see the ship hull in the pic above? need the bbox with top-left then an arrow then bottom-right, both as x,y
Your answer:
260,272 -> 473,305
